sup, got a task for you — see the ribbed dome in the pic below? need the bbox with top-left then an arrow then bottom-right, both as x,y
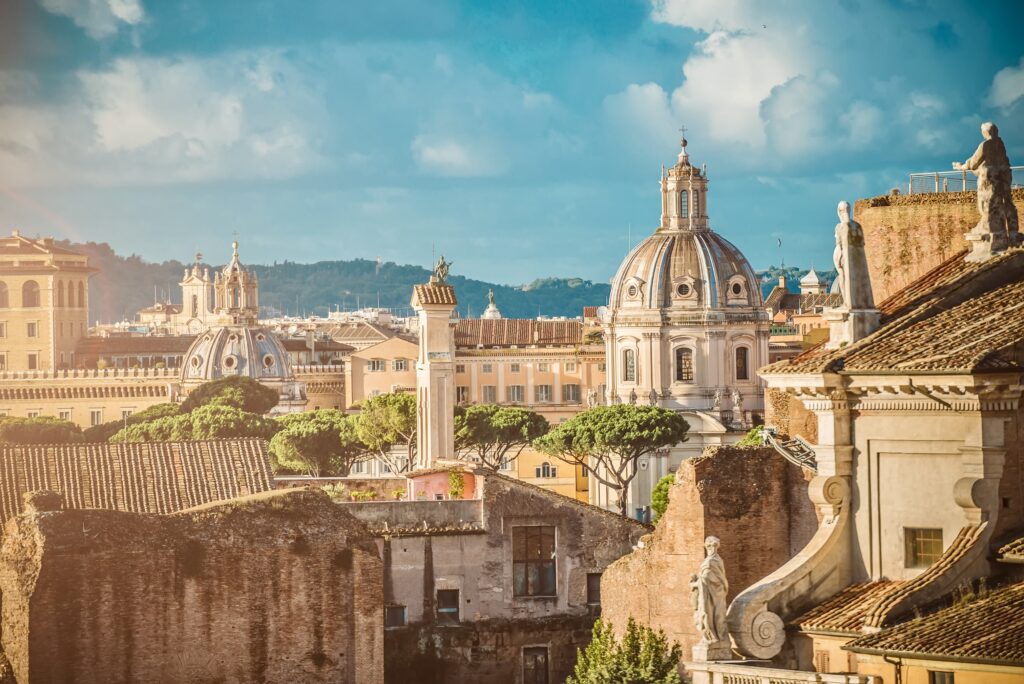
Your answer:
609,229 -> 762,311
181,325 -> 292,383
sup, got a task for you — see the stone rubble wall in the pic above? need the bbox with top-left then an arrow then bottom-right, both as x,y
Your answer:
0,489 -> 383,684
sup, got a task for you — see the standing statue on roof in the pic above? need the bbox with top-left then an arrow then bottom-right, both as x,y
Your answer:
953,122 -> 1020,259
690,536 -> 730,647
433,255 -> 452,283
832,201 -> 875,311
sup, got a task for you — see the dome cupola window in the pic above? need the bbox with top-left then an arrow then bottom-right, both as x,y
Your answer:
223,355 -> 238,370
263,354 -> 276,368
676,283 -> 691,297
679,191 -> 689,218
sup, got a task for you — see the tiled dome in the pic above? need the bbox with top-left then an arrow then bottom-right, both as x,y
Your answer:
180,325 -> 293,383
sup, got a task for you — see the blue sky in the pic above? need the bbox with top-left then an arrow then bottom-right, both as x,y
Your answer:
1,0 -> 1023,285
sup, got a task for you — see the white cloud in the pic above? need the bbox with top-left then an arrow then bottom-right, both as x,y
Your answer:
602,82 -> 676,152
411,135 -> 502,177
760,72 -> 839,157
651,0 -> 773,33
988,57 -> 1024,110
38,0 -> 145,39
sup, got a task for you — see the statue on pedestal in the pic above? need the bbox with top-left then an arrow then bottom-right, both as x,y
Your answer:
712,388 -> 722,411
953,122 -> 1020,259
832,201 -> 874,311
689,536 -> 731,661
432,255 -> 452,283
628,388 -> 638,405
587,388 -> 597,408
648,388 -> 659,406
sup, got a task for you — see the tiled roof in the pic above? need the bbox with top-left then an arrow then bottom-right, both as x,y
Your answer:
583,306 -> 600,319
800,292 -> 843,310
761,249 -> 1024,375
327,322 -> 395,342
454,319 -> 583,347
0,233 -> 86,258
138,302 -> 183,314
75,335 -> 196,355
793,581 -> 904,634
0,440 -> 273,525
846,581 -> 1024,667
998,533 -> 1024,563
281,338 -> 354,352
764,288 -> 841,313
411,282 -> 457,306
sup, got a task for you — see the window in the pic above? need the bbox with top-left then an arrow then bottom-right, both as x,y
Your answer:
676,283 -> 691,297
509,363 -> 521,373
456,364 -> 466,373
26,322 -> 37,338
563,384 -> 580,403
350,460 -> 366,475
675,347 -> 694,383
535,384 -> 553,403
384,605 -> 406,628
814,650 -> 829,673
58,410 -> 71,421
731,282 -> 743,296
56,281 -> 64,308
90,409 -> 103,426
565,362 -> 577,373
0,282 -> 7,308
369,389 -> 382,398
597,363 -> 606,372
482,385 -> 497,403
26,411 -> 39,419
367,359 -> 386,372
191,294 -> 199,318
0,322 -> 6,338
507,385 -> 524,403
928,672 -> 954,684
482,363 -> 493,373
0,353 -> 6,370
393,359 -> 408,371
905,528 -> 943,568
623,349 -> 636,382
436,589 -> 459,624
456,386 -> 469,404
121,409 -> 133,420
513,526 -> 556,597
679,190 -> 689,217
22,281 -> 40,307
499,456 -> 513,471
537,362 -> 549,372
535,462 -> 557,478
522,647 -> 549,684
693,190 -> 700,217
735,347 -> 749,381
77,281 -> 84,308
586,573 -> 602,606
27,353 -> 38,370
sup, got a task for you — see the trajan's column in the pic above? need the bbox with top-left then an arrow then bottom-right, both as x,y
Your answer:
410,256 -> 458,470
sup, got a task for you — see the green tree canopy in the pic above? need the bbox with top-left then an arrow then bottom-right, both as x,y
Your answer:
111,404 -> 279,442
0,416 -> 83,444
453,404 -> 549,471
650,474 -> 675,523
269,409 -> 368,477
534,404 -> 689,516
82,403 -> 182,442
354,392 -> 417,473
568,618 -> 682,684
179,376 -> 280,414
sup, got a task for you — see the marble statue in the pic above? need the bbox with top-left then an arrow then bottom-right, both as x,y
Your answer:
587,388 -> 597,408
712,388 -> 722,411
487,288 -> 495,306
731,389 -> 742,414
689,536 -> 730,646
648,388 -> 659,406
832,201 -> 874,310
953,122 -> 1020,257
433,255 -> 452,283
628,388 -> 638,405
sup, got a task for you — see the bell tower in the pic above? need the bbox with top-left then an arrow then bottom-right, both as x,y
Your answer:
660,134 -> 710,232
180,252 -> 213,328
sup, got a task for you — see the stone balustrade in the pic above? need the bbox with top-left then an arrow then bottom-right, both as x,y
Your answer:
0,368 -> 179,381
685,662 -> 876,684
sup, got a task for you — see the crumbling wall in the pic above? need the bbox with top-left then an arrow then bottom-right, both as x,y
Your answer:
765,387 -> 818,444
600,446 -> 817,656
0,489 -> 383,684
855,190 -> 1024,303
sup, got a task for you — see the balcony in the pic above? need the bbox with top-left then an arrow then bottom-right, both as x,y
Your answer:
907,166 -> 1023,194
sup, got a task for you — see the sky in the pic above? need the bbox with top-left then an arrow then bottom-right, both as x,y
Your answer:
1,0 -> 1023,286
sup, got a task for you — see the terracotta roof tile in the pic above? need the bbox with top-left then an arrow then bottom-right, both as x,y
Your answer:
411,283 -> 457,306
998,533 -> 1024,563
0,440 -> 273,525
846,581 -> 1024,667
75,335 -> 196,355
454,319 -> 582,347
794,581 -> 905,634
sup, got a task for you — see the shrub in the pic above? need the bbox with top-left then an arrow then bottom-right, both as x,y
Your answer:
568,618 -> 682,684
180,376 -> 279,414
650,474 -> 674,523
0,416 -> 83,444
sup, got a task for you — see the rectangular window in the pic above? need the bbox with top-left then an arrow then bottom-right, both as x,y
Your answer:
436,589 -> 459,624
0,353 -> 6,370
350,460 -> 366,475
456,364 -> 466,373
535,463 -> 557,479
537,362 -> 550,372
735,347 -> 749,381
384,605 -> 406,628
905,528 -> 943,568
392,359 -> 408,371
90,409 -> 103,426
26,321 -> 37,338
482,385 -> 497,403
456,386 -> 469,404
522,647 -> 549,684
367,359 -> 386,372
565,362 -> 577,373
675,347 -> 694,383
58,410 -> 72,421
586,573 -> 602,606
814,651 -> 829,673
513,526 -> 556,597
481,363 -> 493,373
27,353 -> 38,370
509,363 -> 521,373
535,384 -> 553,403
563,384 -> 580,403
679,190 -> 689,217
121,409 -> 133,420
507,385 -> 524,403
0,322 -> 6,337
27,411 -> 40,419
928,672 -> 954,684
597,363 -> 606,372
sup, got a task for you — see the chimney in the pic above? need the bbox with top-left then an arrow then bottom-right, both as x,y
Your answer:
779,275 -> 786,290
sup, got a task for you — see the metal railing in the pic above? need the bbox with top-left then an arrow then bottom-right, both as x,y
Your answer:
763,429 -> 818,471
908,166 -> 1023,194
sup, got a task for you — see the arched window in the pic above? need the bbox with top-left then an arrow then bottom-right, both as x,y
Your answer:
191,294 -> 199,318
536,462 -> 557,478
232,287 -> 240,308
693,190 -> 700,217
679,191 -> 689,218
0,282 -> 8,308
77,281 -> 85,308
22,281 -> 40,308
623,349 -> 637,382
736,347 -> 749,380
56,281 -> 64,308
675,347 -> 694,383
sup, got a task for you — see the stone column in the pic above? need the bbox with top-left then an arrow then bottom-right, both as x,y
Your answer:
411,280 -> 458,470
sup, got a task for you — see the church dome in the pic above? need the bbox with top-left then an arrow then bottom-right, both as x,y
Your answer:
180,325 -> 293,383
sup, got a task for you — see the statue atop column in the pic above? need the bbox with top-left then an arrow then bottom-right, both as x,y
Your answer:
953,122 -> 1020,261
825,201 -> 880,349
689,536 -> 732,661
432,255 -> 452,283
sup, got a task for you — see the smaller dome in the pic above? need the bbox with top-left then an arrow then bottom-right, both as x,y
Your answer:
181,326 -> 293,383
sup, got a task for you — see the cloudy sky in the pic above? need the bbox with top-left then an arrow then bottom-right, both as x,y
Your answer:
1,0 -> 1023,284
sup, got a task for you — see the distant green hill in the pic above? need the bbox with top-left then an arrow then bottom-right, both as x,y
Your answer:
65,240 -> 831,323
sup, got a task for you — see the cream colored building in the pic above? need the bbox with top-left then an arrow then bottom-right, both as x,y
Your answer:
0,231 -> 95,372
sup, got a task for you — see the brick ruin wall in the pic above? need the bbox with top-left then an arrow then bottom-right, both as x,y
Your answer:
0,489 -> 383,684
599,446 -> 817,656
765,387 -> 819,445
855,190 -> 1024,304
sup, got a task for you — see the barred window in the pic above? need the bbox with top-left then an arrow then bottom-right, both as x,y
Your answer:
513,526 -> 556,597
905,528 -> 943,568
